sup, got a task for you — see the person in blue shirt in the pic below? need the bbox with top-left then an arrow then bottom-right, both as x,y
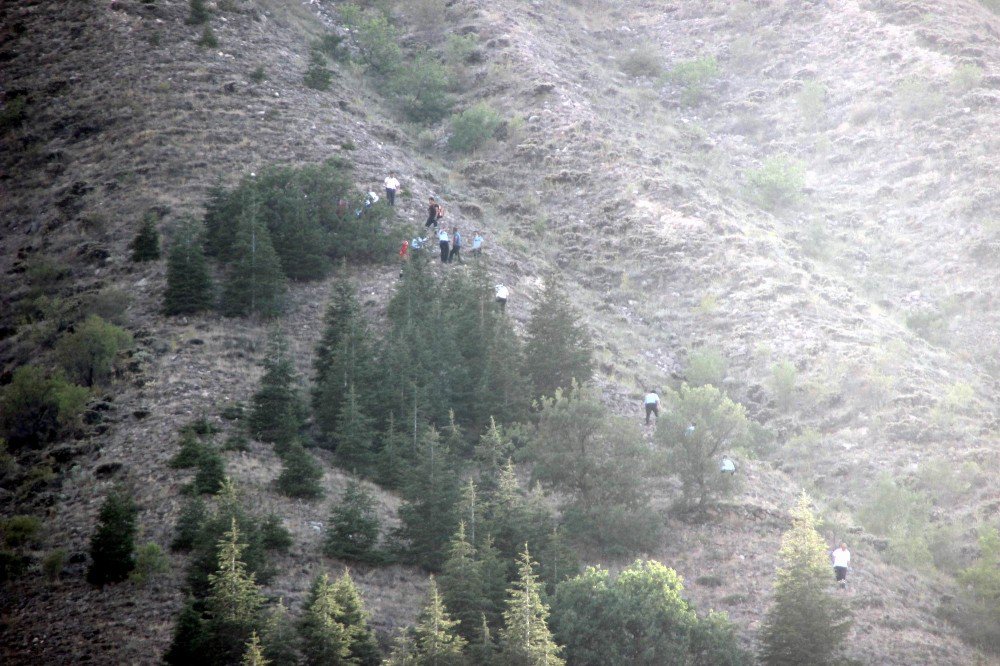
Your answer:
448,227 -> 463,264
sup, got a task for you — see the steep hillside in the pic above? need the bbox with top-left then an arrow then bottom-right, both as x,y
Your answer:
1,0 -> 998,664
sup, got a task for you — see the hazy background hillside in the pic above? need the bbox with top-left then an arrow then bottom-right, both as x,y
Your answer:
1,0 -> 998,663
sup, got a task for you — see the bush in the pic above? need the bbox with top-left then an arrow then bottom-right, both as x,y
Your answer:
55,315 -> 133,387
130,542 -> 170,585
303,49 -> 332,91
131,212 -> 161,262
686,348 -> 727,388
87,487 -> 139,585
187,0 -> 209,24
0,366 -> 89,449
0,550 -> 30,583
668,56 -> 719,105
197,25 -> 218,48
769,360 -> 797,411
448,103 -> 502,153
42,548 -> 67,582
955,526 -> 1000,650
745,156 -> 805,211
2,515 -> 42,548
190,445 -> 226,495
0,95 -> 27,132
620,42 -> 664,78
350,11 -> 402,74
170,430 -> 206,469
249,65 -> 267,83
390,53 -> 453,124
857,475 -> 931,566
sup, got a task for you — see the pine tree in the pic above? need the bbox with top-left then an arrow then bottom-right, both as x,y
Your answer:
536,527 -> 579,595
375,413 -> 411,490
476,535 -> 508,631
204,178 -> 239,259
304,49 -> 333,91
87,487 -> 138,585
187,0 -> 210,24
442,410 -> 467,458
204,519 -> 265,665
395,426 -> 461,571
243,632 -> 270,666
331,571 -> 382,665
261,599 -> 299,666
131,211 -> 161,262
476,316 -> 530,429
468,613 -> 497,666
523,276 -> 593,399
484,460 -> 552,566
332,384 -> 376,473
172,496 -> 207,551
298,573 -> 353,665
249,330 -> 305,450
458,480 -> 478,547
275,442 -> 324,499
170,429 -> 206,469
474,418 -> 511,494
324,478 -> 381,563
164,218 -> 213,316
439,523 -> 490,643
190,444 -> 226,495
759,496 -> 851,666
387,577 -> 467,665
197,24 -> 218,48
164,596 -> 208,665
221,187 -> 286,318
499,546 -> 564,666
313,280 -> 379,441
263,169 -> 332,281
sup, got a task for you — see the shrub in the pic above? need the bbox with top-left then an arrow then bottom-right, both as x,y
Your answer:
314,33 -> 348,61
686,348 -> 727,388
56,315 -> 133,387
745,156 -> 805,211
796,80 -> 826,126
951,63 -> 983,93
274,442 -> 324,499
980,0 -> 1000,13
620,42 -> 664,78
130,542 -> 170,584
448,103 -> 502,153
131,212 -> 161,262
42,548 -> 67,582
390,53 -> 453,124
190,445 -> 226,495
2,515 -> 42,548
857,475 -> 931,567
0,95 -> 27,132
87,487 -> 139,585
187,0 -> 209,24
303,49 -> 332,91
0,550 -> 30,583
655,384 -> 750,512
249,65 -> 267,83
170,430 -> 207,468
955,526 -> 1000,650
895,77 -> 944,119
668,56 -> 719,105
197,25 -> 218,48
352,11 -> 402,74
0,366 -> 89,449
769,360 -> 797,410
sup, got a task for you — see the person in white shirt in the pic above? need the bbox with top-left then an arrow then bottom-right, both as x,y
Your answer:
472,231 -> 484,257
643,390 -> 660,425
832,542 -> 851,586
495,283 -> 509,313
438,228 -> 450,263
356,190 -> 379,217
384,174 -> 400,207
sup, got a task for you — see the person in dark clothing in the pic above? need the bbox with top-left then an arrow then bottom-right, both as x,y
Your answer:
448,227 -> 462,264
425,197 -> 443,229
438,228 -> 450,263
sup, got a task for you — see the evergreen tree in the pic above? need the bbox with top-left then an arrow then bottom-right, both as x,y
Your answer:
204,520 -> 265,665
759,496 -> 851,666
331,571 -> 382,665
474,418 -> 511,494
170,429 -> 206,469
164,218 -> 213,316
324,478 -> 381,564
190,444 -> 226,495
304,49 -> 333,91
468,613 -> 497,666
263,168 -> 332,281
476,535 -> 509,631
536,527 -> 579,595
243,632 -> 270,666
313,280 -> 379,439
87,487 -> 138,585
523,276 -> 593,399
197,24 -> 218,48
187,0 -> 210,24
499,546 -> 564,666
261,599 -> 299,666
131,212 -> 161,262
165,597 -> 208,665
439,522 -> 490,643
275,442 -> 324,499
204,178 -> 239,260
172,496 -> 207,551
249,330 -> 305,450
476,316 -> 530,429
395,426 -> 461,571
375,413 -> 410,490
221,187 -> 286,318
483,460 -> 552,567
298,573 -> 353,665
332,385 -> 376,473
387,577 -> 467,665
458,480 -> 478,547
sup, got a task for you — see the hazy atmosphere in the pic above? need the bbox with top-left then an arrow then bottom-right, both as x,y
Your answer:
1,0 -> 998,664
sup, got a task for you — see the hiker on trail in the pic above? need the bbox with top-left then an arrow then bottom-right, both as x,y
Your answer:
438,228 -> 450,263
425,197 -> 444,229
495,283 -> 509,313
356,190 -> 379,217
448,227 -> 463,264
384,174 -> 400,207
832,542 -> 851,587
399,239 -> 409,260
472,231 -> 484,257
644,389 -> 660,425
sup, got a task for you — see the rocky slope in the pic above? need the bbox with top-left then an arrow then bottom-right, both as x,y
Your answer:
1,0 -> 998,663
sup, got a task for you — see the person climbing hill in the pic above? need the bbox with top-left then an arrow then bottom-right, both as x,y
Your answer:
472,230 -> 484,257
425,196 -> 444,229
448,227 -> 462,264
644,389 -> 660,425
832,542 -> 851,588
438,227 -> 450,263
495,283 -> 509,313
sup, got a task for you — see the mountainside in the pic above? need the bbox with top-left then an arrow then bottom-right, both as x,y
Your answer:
1,0 -> 998,664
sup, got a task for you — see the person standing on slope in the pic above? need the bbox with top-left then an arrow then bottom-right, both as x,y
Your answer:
448,227 -> 463,264
495,283 -> 509,313
425,196 -> 444,230
472,231 -> 484,257
644,389 -> 661,425
384,173 -> 400,207
438,227 -> 450,263
832,542 -> 851,588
